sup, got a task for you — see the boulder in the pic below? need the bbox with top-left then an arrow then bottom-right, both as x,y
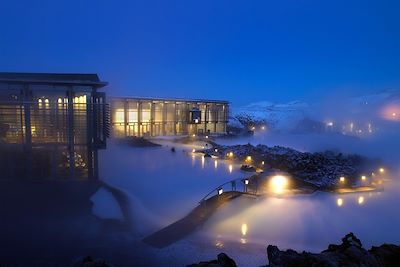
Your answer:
187,253 -> 237,267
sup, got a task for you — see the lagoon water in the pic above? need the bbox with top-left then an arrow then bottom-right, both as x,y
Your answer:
99,134 -> 400,266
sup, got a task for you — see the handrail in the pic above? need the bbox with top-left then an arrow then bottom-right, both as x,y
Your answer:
199,175 -> 257,204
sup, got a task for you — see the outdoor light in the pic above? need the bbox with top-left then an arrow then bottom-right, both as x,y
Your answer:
261,161 -> 265,165
214,148 -> 218,152
205,135 -> 209,139
227,152 -> 233,157
57,98 -> 62,104
38,99 -> 42,104
358,196 -> 364,205
218,188 -> 223,195
327,122 -> 333,126
261,126 -> 265,130
192,134 -> 196,137
246,156 -> 252,162
379,168 -> 385,173
337,198 -> 343,207
339,176 -> 345,182
244,179 -> 249,185
229,164 -> 233,173
192,148 -> 196,153
361,175 -> 367,181
270,175 -> 288,194
44,98 -> 49,104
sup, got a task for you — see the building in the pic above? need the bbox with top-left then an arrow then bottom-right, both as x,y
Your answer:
111,97 -> 229,137
0,73 -> 109,179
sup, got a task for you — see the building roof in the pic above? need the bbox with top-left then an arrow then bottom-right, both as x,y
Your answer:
0,72 -> 107,88
111,96 -> 229,104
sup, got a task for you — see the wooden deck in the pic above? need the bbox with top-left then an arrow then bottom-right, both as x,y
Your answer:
143,191 -> 254,248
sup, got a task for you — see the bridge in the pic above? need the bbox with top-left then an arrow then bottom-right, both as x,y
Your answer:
142,176 -> 260,248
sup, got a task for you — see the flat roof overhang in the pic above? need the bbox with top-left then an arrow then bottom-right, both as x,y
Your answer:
111,96 -> 229,104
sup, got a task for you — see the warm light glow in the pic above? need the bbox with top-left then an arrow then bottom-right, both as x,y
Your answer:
379,168 -> 385,173
205,135 -> 209,139
44,98 -> 49,104
337,198 -> 343,207
228,164 -> 233,173
57,98 -> 62,104
227,152 -> 234,157
201,156 -> 205,169
270,175 -> 288,194
192,134 -> 196,137
246,156 -> 252,162
339,176 -> 345,182
358,196 -> 364,205
261,161 -> 265,165
241,223 -> 248,236
218,188 -> 223,195
192,148 -> 196,153
361,175 -> 366,181
38,99 -> 42,104
214,160 -> 218,169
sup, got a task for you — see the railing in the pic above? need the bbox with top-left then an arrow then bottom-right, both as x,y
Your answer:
199,175 -> 260,204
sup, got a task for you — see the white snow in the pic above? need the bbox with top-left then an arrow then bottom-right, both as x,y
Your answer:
90,187 -> 124,221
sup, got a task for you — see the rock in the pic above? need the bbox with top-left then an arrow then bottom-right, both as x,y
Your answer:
187,253 -> 237,267
266,233 -> 400,267
240,164 -> 256,172
203,153 -> 212,158
74,256 -> 114,267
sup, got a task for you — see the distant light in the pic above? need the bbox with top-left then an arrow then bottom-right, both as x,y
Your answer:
192,134 -> 196,137
379,168 -> 385,173
244,179 -> 249,185
270,175 -> 288,194
44,98 -> 49,104
38,99 -> 42,104
218,188 -> 223,195
241,223 -> 248,236
58,98 -> 62,104
358,196 -> 364,205
246,156 -> 252,162
205,135 -> 209,139
361,175 -> 367,181
337,198 -> 343,207
227,152 -> 234,157
261,161 -> 265,165
393,112 -> 397,117
192,148 -> 196,153
326,122 -> 333,127
261,126 -> 265,130
339,176 -> 345,182
214,148 -> 218,152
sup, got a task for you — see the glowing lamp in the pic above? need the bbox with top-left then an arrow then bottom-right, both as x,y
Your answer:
241,223 -> 247,236
205,135 -> 209,139
339,176 -> 345,182
214,148 -> 218,152
192,134 -> 196,137
246,156 -> 252,162
270,175 -> 288,194
379,168 -> 385,173
243,179 -> 249,185
361,175 -> 366,181
261,161 -> 265,165
218,188 -> 223,195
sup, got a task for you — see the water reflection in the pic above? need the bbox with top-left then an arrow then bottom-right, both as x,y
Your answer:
337,198 -> 343,207
358,196 -> 364,205
228,164 -> 233,174
214,160 -> 218,169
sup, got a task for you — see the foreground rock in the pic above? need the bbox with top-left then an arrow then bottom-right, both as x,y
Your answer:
204,144 -> 379,189
74,256 -> 114,267
266,232 -> 400,267
187,253 -> 237,267
188,233 -> 400,267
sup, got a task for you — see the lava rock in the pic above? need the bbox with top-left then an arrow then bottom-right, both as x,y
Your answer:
74,256 -> 114,267
187,253 -> 237,267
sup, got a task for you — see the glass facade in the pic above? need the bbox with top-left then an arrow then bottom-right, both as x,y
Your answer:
0,75 -> 108,180
111,97 -> 229,137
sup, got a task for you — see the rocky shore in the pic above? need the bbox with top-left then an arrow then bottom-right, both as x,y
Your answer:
203,143 -> 380,189
188,233 -> 400,267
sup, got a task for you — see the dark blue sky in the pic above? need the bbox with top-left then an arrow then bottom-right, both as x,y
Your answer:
1,0 -> 399,105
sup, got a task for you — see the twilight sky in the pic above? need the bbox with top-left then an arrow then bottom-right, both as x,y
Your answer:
1,0 -> 399,105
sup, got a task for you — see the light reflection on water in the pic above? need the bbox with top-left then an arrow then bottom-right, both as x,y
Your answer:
202,182 -> 400,252
100,141 -> 400,254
